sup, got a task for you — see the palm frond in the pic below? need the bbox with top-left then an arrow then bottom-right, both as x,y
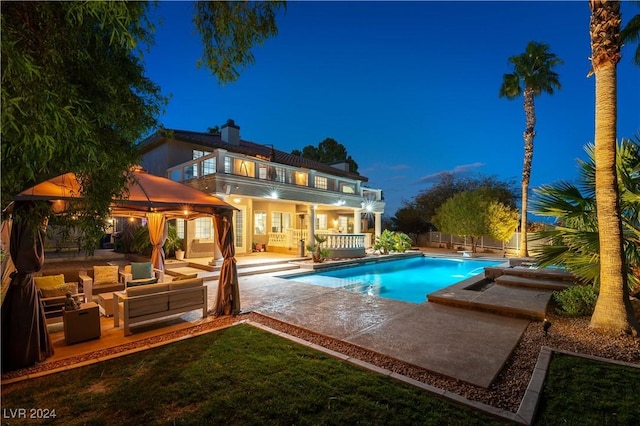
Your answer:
530,137 -> 640,288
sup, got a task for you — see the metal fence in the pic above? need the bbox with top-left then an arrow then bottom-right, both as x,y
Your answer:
418,231 -> 545,253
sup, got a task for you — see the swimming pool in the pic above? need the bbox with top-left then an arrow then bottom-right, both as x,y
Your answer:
284,256 -> 504,304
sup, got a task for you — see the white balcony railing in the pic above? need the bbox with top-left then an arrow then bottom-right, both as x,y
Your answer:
268,230 -> 371,248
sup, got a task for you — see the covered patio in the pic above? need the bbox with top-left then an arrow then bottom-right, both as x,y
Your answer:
1,168 -> 239,373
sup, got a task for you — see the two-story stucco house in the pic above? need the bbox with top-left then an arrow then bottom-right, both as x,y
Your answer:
138,119 -> 385,260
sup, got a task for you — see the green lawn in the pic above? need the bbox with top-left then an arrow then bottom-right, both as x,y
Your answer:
1,324 -> 505,425
535,353 -> 640,425
4,324 -> 637,425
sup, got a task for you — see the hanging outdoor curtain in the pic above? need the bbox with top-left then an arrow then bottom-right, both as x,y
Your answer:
1,219 -> 15,305
213,212 -> 240,316
1,201 -> 53,372
147,212 -> 167,272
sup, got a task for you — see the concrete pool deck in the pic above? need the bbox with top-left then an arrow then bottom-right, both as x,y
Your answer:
240,272 -> 530,388
6,249 -> 543,391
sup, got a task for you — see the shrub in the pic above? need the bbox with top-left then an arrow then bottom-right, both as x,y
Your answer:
374,230 -> 412,254
553,285 -> 599,317
393,232 -> 412,253
128,223 -> 182,257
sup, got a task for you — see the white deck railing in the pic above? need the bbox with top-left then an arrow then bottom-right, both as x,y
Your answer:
268,230 -> 372,250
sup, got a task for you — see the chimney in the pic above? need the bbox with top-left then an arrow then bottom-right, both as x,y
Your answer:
330,161 -> 350,172
221,119 -> 240,145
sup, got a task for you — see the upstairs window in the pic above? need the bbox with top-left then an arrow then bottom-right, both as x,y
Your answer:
294,172 -> 308,186
274,167 -> 286,183
315,176 -> 328,190
340,183 -> 355,194
201,157 -> 216,175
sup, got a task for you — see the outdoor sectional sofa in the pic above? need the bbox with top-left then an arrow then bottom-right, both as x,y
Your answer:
113,277 -> 207,336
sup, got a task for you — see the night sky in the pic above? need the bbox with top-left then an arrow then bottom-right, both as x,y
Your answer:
143,1 -> 639,215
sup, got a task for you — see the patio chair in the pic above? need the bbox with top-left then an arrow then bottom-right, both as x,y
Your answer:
120,262 -> 165,287
79,265 -> 125,302
34,274 -> 85,324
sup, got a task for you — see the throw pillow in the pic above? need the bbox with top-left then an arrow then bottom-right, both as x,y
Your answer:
93,265 -> 119,285
131,262 -> 153,280
34,274 -> 65,289
39,282 -> 78,298
172,273 -> 198,282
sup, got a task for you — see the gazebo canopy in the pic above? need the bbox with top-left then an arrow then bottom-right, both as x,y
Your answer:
13,167 -> 236,219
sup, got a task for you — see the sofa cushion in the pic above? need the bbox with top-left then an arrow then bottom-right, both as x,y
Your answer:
131,262 -> 153,280
126,283 -> 169,297
34,274 -> 65,290
172,273 -> 198,282
168,278 -> 203,291
126,277 -> 158,287
93,265 -> 119,285
39,282 -> 78,298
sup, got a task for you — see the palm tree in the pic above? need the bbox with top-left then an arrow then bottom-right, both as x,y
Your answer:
621,2 -> 640,66
500,41 -> 562,258
588,1 -> 639,336
531,137 -> 640,291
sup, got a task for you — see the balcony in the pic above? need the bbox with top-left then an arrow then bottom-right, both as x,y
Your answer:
166,151 -> 383,204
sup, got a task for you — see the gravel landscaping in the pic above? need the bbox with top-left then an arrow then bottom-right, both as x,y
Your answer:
251,311 -> 640,413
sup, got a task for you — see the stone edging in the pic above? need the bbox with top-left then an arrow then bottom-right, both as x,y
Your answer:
246,320 -> 521,424
516,345 -> 640,425
1,319 -> 248,385
5,318 -> 635,425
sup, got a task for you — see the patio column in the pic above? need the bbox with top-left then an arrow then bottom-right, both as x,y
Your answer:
307,205 -> 316,244
353,209 -> 361,234
375,212 -> 382,237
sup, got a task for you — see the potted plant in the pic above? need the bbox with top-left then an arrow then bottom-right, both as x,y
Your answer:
174,249 -> 185,260
163,224 -> 184,259
306,235 -> 330,263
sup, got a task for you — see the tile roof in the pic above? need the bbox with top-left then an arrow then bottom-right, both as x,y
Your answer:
139,129 -> 368,182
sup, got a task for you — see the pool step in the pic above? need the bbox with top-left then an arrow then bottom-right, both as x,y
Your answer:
494,275 -> 574,291
428,284 -> 551,321
166,263 -> 301,282
484,266 -> 576,282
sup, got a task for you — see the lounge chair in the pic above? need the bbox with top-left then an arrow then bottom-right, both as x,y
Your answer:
79,265 -> 125,302
120,262 -> 165,287
34,274 -> 85,324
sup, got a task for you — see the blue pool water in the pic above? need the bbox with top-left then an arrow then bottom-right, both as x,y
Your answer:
285,256 -> 504,304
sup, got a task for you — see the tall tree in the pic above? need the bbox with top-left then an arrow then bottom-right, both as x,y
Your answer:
500,41 -> 563,258
588,1 -> 639,335
390,200 -> 433,244
433,189 -> 519,253
292,138 -> 359,173
1,2 -> 166,247
194,1 -> 286,85
407,173 -> 518,227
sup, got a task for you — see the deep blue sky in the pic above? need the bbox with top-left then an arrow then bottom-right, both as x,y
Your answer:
143,1 -> 639,216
